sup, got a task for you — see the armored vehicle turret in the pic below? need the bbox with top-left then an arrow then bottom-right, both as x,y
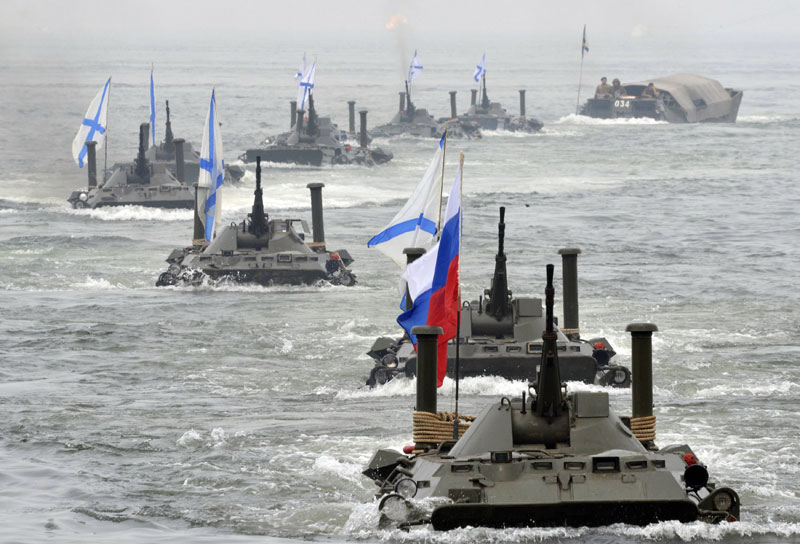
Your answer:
363,266 -> 740,530
155,156 -> 356,287
67,123 -> 193,209
241,97 -> 392,167
371,85 -> 482,139
458,85 -> 543,132
366,208 -> 629,388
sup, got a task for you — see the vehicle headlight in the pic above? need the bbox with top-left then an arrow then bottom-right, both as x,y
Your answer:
79,192 -> 88,201
394,477 -> 417,498
381,353 -> 399,369
712,490 -> 733,512
379,494 -> 410,522
614,369 -> 628,383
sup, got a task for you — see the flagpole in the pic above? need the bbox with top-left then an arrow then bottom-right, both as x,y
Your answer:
453,151 -> 464,440
437,126 -> 448,236
576,25 -> 586,115
104,77 -> 111,182
151,63 -> 155,147
576,57 -> 585,115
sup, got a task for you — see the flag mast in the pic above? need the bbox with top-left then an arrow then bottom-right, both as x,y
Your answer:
150,64 -> 156,149
453,151 -> 464,440
104,77 -> 111,182
576,24 -> 588,115
437,126 -> 449,236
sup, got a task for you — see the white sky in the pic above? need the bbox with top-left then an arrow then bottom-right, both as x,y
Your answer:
2,0 -> 799,45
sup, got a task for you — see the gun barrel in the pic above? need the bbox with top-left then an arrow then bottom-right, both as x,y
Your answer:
484,206 -> 510,320
534,263 -> 563,418
249,156 -> 267,238
498,206 -> 505,255
545,264 -> 554,333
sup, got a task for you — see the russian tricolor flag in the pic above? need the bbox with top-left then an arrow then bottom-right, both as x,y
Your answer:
398,161 -> 462,387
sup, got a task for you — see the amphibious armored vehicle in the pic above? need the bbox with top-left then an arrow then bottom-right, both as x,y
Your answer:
155,156 -> 356,287
581,73 -> 742,123
143,100 -> 244,186
457,81 -> 543,132
363,266 -> 740,530
241,97 -> 392,167
371,85 -> 481,140
67,123 -> 193,209
366,208 -> 629,388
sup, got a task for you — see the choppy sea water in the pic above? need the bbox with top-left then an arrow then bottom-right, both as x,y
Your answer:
0,34 -> 798,543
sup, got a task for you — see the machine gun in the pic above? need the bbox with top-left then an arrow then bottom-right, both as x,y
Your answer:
484,206 -> 512,320
248,157 -> 268,238
163,100 -> 175,153
533,264 -> 564,418
480,72 -> 490,110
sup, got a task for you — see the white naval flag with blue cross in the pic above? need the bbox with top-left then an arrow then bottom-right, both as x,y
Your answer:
297,61 -> 316,111
72,77 -> 111,168
294,53 -> 306,82
198,89 -> 224,243
407,50 -> 423,84
367,133 -> 445,267
473,53 -> 486,82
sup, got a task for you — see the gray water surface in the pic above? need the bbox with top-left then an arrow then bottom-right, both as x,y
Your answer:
1,35 -> 798,543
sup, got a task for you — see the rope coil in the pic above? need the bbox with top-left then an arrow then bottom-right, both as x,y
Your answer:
413,410 -> 474,444
630,415 -> 656,442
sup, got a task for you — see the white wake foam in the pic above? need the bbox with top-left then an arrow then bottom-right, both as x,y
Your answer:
738,114 -> 797,123
555,113 -> 668,126
326,375 -> 631,400
62,206 -> 192,222
71,277 -> 125,290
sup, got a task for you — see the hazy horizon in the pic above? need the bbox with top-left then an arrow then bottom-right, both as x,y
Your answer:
2,0 -> 799,47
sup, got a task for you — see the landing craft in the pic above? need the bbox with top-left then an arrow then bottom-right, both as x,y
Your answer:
366,207 -> 629,388
363,266 -> 740,529
581,73 -> 742,123
156,156 -> 356,287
